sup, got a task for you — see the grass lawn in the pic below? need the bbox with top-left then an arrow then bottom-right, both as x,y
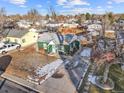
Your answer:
89,64 -> 124,93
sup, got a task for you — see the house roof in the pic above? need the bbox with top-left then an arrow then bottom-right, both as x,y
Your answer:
105,30 -> 115,32
118,32 -> 124,38
64,34 -> 78,44
4,29 -> 29,38
59,28 -> 84,35
38,32 -> 60,44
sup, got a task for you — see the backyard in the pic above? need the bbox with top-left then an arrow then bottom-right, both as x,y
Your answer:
3,45 -> 57,79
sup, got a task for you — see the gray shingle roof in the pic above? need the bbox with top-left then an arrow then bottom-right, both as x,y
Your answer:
38,32 -> 60,44
3,29 -> 29,38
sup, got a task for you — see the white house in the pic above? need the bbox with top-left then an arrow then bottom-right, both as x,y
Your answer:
40,20 -> 49,26
84,20 -> 102,24
29,28 -> 37,32
17,20 -> 32,28
62,23 -> 78,28
87,28 -> 100,36
67,18 -> 78,23
87,24 -> 102,31
46,23 -> 62,28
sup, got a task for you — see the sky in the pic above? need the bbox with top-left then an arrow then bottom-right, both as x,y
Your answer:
0,0 -> 124,15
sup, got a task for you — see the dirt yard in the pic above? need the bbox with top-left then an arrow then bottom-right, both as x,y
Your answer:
4,45 -> 57,79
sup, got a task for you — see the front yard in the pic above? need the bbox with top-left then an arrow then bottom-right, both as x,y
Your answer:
89,64 -> 124,93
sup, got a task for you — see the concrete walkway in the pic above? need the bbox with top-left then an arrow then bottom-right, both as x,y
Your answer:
1,73 -> 42,93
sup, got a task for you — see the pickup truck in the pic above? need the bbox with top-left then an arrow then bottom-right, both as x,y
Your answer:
0,43 -> 21,54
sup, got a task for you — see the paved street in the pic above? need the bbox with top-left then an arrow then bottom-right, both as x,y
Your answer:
0,77 -> 37,93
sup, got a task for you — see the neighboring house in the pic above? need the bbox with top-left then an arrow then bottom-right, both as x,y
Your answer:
46,23 -> 62,28
40,20 -> 48,26
17,20 -> 32,28
62,23 -> 78,28
86,29 -> 100,42
105,30 -> 116,39
29,28 -> 49,33
29,28 -> 38,33
87,29 -> 100,37
84,20 -> 102,25
117,31 -> 124,45
35,22 -> 40,26
38,32 -> 80,55
38,32 -> 61,54
66,18 -> 78,23
84,20 -> 92,24
93,20 -> 102,24
78,35 -> 93,46
59,27 -> 85,35
62,34 -> 80,55
114,20 -> 124,30
4,29 -> 38,47
87,24 -> 102,31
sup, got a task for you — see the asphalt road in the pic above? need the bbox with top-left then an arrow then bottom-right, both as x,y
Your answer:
0,77 -> 37,93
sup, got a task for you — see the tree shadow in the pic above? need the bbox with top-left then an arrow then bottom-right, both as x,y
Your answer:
52,71 -> 64,79
0,55 -> 12,74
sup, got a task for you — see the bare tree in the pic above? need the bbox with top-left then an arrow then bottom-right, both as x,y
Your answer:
107,12 -> 115,26
27,8 -> 40,22
85,13 -> 91,20
0,7 -> 6,31
48,6 -> 58,22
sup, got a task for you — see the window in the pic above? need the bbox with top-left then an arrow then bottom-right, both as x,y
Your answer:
15,39 -> 18,43
22,39 -> 26,43
6,38 -> 10,42
73,42 -> 76,47
43,43 -> 47,49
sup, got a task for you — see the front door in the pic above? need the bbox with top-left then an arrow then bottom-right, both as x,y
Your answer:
47,45 -> 52,53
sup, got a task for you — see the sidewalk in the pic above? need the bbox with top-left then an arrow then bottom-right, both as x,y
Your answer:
1,73 -> 43,93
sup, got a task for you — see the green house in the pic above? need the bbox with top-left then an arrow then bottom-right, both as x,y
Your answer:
38,32 -> 60,54
62,40 -> 80,55
58,34 -> 80,55
38,32 -> 80,55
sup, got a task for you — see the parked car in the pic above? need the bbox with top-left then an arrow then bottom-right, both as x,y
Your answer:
0,42 -> 5,48
0,43 -> 21,54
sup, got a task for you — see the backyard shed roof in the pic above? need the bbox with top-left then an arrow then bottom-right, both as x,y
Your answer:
38,32 -> 60,44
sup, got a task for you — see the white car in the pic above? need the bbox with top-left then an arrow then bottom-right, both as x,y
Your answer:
0,43 -> 21,54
